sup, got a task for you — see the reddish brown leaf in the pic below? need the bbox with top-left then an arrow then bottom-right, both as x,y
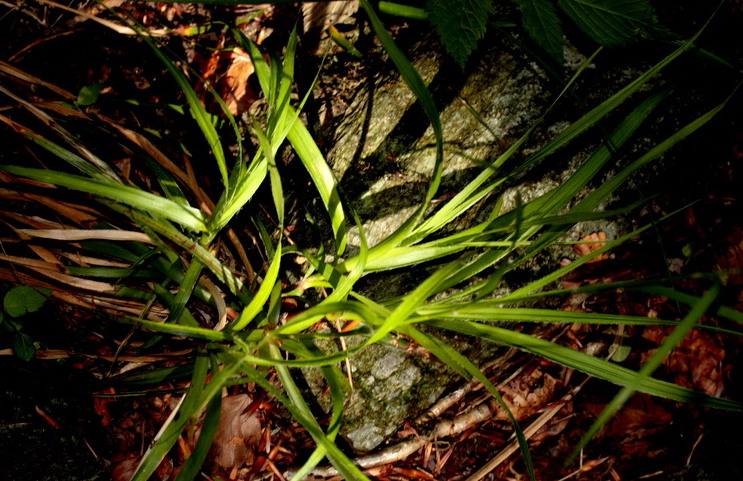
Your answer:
209,394 -> 262,472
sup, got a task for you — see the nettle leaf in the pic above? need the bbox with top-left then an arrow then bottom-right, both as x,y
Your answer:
513,0 -> 564,62
426,0 -> 493,68
557,0 -> 656,47
3,286 -> 49,318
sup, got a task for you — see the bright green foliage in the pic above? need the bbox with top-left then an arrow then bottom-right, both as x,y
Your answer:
1,3 -> 740,480
558,0 -> 656,46
425,0 -> 493,67
513,0 -> 564,61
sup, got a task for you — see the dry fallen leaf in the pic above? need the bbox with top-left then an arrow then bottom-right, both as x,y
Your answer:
222,47 -> 256,116
573,231 -> 609,262
209,393 -> 262,472
495,367 -> 561,421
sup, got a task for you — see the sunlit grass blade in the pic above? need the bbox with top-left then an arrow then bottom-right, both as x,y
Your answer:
359,0 -> 444,253
429,319 -> 743,411
401,48 -> 602,246
230,243 -> 282,331
1,165 -> 207,232
235,29 -> 348,254
266,344 -> 371,481
136,31 -> 229,188
403,326 -> 536,481
324,202 -> 368,301
130,353 -> 209,481
284,340 -> 347,481
276,300 -> 383,336
365,261 -> 463,346
570,283 -> 721,461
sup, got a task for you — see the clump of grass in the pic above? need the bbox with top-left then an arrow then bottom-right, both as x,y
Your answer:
0,2 -> 741,481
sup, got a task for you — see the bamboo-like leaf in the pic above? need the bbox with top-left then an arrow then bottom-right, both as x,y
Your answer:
571,284 -> 720,459
1,165 -> 207,232
138,32 -> 230,187
130,354 -> 209,481
430,319 -> 743,411
230,243 -> 282,331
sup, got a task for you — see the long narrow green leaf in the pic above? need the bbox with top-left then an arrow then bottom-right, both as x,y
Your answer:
365,261 -> 463,345
430,319 -> 743,411
103,202 -> 249,302
570,284 -> 720,460
1,165 -> 207,232
130,354 -> 209,481
138,32 -> 229,187
120,315 -> 233,341
166,258 -> 204,325
174,382 -> 221,481
230,243 -> 283,331
285,340 -> 346,481
403,326 -> 536,481
359,0 -> 444,252
267,345 -> 370,481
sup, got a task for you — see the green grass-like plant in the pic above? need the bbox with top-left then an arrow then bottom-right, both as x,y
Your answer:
0,2 -> 742,481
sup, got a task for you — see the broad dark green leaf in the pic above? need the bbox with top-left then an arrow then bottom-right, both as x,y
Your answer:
426,0 -> 493,67
3,286 -> 48,318
514,0 -> 564,61
558,0 -> 656,46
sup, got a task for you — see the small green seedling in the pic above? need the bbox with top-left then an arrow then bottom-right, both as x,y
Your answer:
1,286 -> 50,361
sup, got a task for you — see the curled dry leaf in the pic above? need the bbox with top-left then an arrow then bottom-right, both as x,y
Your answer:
222,47 -> 256,116
209,393 -> 262,472
495,367 -> 561,421
642,326 -> 727,396
573,231 -> 609,262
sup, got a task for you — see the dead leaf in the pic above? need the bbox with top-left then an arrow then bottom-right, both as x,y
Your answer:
210,394 -> 262,472
222,47 -> 256,116
495,368 -> 561,421
666,329 -> 726,397
573,231 -> 609,262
